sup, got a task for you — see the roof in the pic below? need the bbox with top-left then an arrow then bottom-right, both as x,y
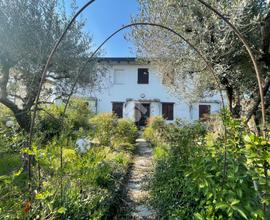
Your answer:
97,57 -> 150,64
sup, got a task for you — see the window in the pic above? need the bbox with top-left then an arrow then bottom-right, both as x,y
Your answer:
138,68 -> 149,84
199,104 -> 211,120
113,69 -> 125,84
162,103 -> 174,120
112,102 -> 123,118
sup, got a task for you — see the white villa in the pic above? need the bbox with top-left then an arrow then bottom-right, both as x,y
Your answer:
76,57 -> 222,126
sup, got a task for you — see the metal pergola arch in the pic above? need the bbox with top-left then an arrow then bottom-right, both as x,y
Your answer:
29,0 -> 266,151
25,0 -> 267,203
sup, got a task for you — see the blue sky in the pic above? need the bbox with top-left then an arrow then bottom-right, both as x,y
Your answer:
69,0 -> 139,57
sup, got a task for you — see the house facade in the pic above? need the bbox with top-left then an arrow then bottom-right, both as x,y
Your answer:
77,57 -> 223,126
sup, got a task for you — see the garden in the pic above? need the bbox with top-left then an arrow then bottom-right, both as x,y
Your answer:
1,0 -> 270,219
144,114 -> 270,219
0,100 -> 138,219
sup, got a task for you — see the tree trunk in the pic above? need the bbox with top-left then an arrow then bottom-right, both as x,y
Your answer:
0,97 -> 31,132
0,60 -> 32,132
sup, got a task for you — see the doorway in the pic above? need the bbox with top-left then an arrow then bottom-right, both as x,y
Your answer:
135,103 -> 150,127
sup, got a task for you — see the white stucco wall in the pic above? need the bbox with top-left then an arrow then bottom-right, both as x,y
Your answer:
76,61 -> 224,122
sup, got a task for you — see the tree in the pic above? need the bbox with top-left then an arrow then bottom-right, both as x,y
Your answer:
0,0 -> 99,132
131,0 -> 270,122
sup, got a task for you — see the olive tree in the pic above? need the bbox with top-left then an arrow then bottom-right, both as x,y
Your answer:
0,0 -> 100,132
131,0 -> 270,121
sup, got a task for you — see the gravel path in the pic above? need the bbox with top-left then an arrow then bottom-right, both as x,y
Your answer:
124,138 -> 156,219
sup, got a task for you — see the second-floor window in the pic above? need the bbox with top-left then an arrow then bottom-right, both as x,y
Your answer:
112,102 -> 123,118
113,69 -> 125,84
138,68 -> 149,84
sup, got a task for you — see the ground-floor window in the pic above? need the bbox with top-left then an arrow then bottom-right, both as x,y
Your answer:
112,102 -> 123,118
199,104 -> 211,120
162,103 -> 174,120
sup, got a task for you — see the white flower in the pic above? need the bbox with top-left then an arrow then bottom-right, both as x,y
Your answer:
75,138 -> 91,154
6,120 -> 14,128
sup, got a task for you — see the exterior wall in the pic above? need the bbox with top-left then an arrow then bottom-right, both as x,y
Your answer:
77,61 -> 223,122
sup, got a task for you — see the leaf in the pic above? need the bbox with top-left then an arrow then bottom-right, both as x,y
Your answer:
13,168 -> 23,177
243,135 -> 251,143
231,199 -> 240,206
57,207 -> 66,214
215,202 -> 228,210
194,213 -> 204,220
235,207 -> 248,219
35,191 -> 52,200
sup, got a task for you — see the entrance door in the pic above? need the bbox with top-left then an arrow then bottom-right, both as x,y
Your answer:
135,103 -> 150,127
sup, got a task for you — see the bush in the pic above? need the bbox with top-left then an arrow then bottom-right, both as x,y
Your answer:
66,98 -> 94,130
144,116 -> 166,145
0,104 -> 14,127
0,104 -> 25,153
90,113 -> 138,147
112,119 -> 138,148
90,113 -> 118,146
37,104 -> 63,140
37,98 -> 93,140
149,114 -> 267,219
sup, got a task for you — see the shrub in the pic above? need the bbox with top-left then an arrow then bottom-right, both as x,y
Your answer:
37,98 -> 93,140
89,113 -> 118,146
0,110 -> 137,219
66,98 -> 94,130
0,104 -> 13,127
144,116 -> 166,145
37,104 -> 63,140
149,114 -> 267,219
112,119 -> 138,148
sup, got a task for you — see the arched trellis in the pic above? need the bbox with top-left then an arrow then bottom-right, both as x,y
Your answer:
59,22 -> 229,191
26,0 -> 267,199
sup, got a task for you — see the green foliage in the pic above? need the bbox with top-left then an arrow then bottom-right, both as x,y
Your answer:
23,140 -> 131,219
0,104 -> 13,127
37,98 -> 93,140
37,104 -> 64,140
143,116 -> 166,145
112,119 -> 138,148
149,113 -> 269,219
66,98 -> 94,131
90,113 -> 138,148
0,153 -> 21,175
0,111 -> 137,219
0,104 -> 25,153
90,113 -> 118,146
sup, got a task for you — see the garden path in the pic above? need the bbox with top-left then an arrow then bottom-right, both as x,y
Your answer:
124,137 -> 156,219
